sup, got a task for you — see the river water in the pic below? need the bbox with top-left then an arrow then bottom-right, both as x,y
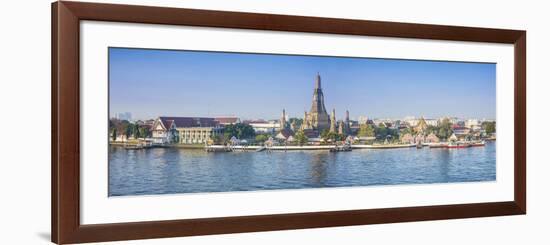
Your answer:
108,142 -> 496,196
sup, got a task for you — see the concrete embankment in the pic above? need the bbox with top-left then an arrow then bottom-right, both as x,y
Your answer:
205,144 -> 416,151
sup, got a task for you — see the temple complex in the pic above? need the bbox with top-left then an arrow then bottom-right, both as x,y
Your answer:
273,74 -> 354,139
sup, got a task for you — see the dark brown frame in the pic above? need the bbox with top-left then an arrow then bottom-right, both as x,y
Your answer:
52,1 -> 526,244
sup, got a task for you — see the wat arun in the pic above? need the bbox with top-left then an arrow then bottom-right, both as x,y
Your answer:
301,74 -> 331,133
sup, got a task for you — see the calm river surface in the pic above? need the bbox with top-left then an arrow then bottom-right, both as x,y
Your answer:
108,142 -> 496,196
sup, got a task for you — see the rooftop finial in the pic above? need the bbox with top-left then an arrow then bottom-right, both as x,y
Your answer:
315,73 -> 321,89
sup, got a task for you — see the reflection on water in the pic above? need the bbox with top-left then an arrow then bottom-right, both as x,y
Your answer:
108,142 -> 496,196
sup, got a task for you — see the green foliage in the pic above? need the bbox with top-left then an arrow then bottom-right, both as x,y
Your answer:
124,123 -> 132,138
437,118 -> 453,140
169,127 -> 180,143
111,128 -> 117,141
358,124 -> 375,137
223,123 -> 256,140
109,118 -> 116,129
255,134 -> 269,143
109,119 -> 131,139
482,121 -> 496,134
320,129 -> 330,139
400,127 -> 414,137
210,134 -> 224,145
294,130 -> 308,146
139,127 -> 150,138
133,124 -> 141,138
425,125 -> 438,135
322,131 -> 344,142
374,124 -> 398,139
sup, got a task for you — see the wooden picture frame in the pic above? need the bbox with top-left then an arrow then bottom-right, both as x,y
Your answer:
51,1 -> 526,244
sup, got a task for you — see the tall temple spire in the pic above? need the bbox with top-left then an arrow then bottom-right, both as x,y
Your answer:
315,72 -> 321,89
280,109 -> 286,130
338,121 -> 344,135
308,73 -> 330,133
330,108 -> 336,133
301,111 -> 310,130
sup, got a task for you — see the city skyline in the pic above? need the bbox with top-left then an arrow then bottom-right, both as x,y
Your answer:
109,47 -> 496,121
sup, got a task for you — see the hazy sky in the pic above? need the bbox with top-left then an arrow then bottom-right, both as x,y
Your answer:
109,47 -> 496,121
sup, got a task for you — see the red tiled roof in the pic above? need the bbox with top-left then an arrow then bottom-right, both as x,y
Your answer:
214,117 -> 239,124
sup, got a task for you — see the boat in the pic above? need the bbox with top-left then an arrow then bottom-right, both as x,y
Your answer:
428,143 -> 447,148
470,140 -> 486,147
330,144 -> 352,152
446,142 -> 471,148
124,144 -> 146,150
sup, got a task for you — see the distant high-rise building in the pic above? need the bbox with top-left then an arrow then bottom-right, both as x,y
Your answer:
345,110 -> 350,134
115,112 -> 132,121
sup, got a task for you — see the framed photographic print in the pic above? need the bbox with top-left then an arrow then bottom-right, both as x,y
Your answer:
52,1 -> 526,244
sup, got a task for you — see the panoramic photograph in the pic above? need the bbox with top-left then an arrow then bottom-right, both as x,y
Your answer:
108,47 -> 497,197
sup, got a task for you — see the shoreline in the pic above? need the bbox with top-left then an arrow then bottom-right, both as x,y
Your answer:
110,141 -> 493,151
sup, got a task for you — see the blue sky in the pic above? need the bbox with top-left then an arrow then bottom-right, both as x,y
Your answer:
109,47 -> 496,121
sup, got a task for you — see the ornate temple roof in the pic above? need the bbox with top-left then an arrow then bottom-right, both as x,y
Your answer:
310,73 -> 328,115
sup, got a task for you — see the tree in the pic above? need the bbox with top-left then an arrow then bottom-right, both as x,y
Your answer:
139,127 -> 150,138
400,127 -> 414,137
124,123 -> 133,139
210,134 -> 224,145
375,124 -> 387,139
111,128 -> 117,141
437,118 -> 453,140
320,129 -> 330,140
425,125 -> 438,135
482,121 -> 496,135
289,118 -> 303,129
109,118 -> 121,131
255,134 -> 269,144
358,124 -> 375,137
133,124 -> 141,139
325,132 -> 343,142
294,130 -> 308,146
171,128 -> 180,144
223,123 -> 256,140
374,123 -> 398,141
